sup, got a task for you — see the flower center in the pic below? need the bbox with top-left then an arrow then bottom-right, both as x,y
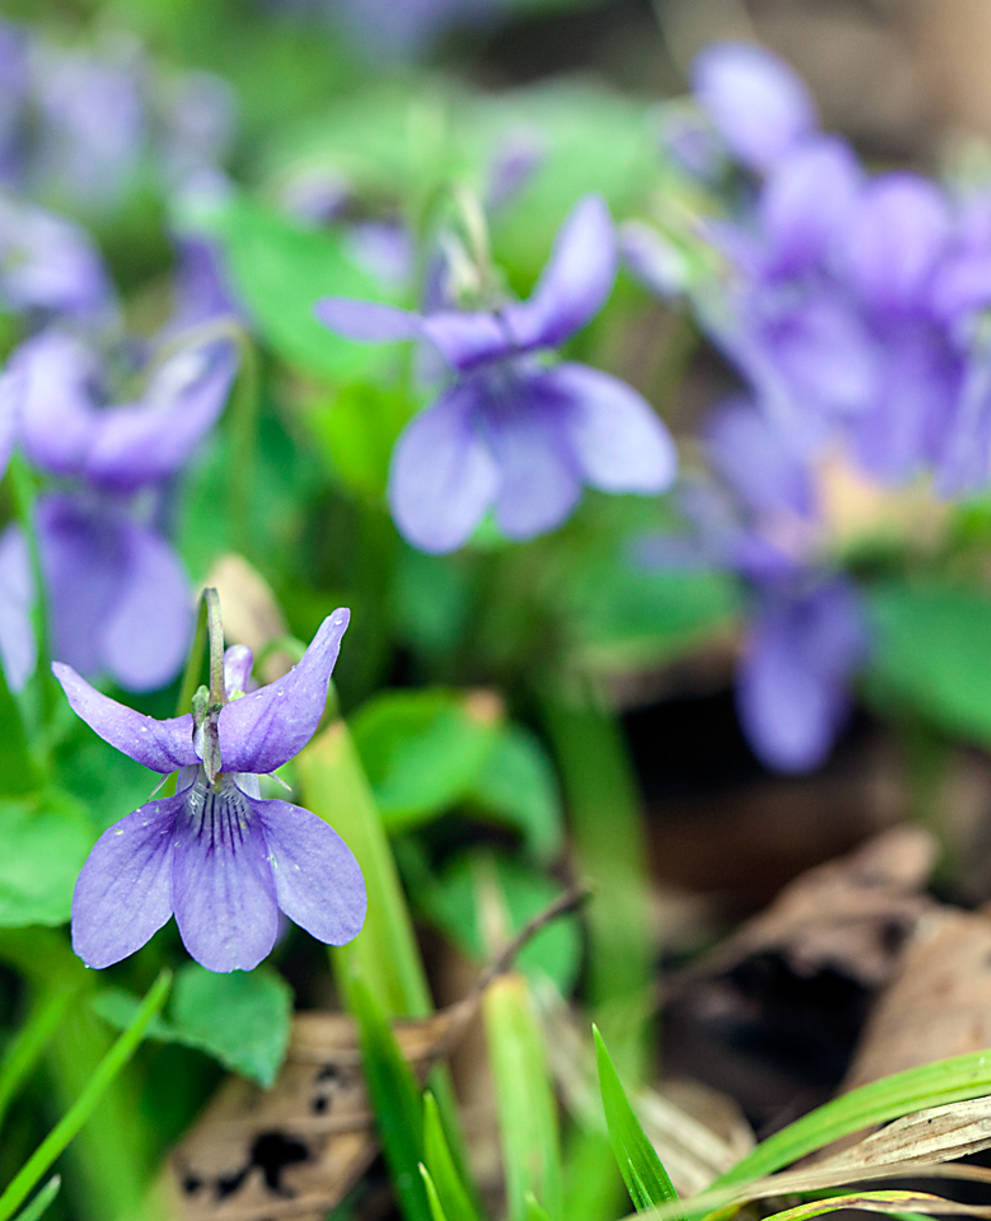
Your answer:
185,770 -> 251,849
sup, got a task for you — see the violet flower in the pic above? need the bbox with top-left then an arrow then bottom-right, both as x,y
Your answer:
0,329 -> 236,691
56,608 -> 366,972
317,196 -> 677,552
0,194 -> 113,320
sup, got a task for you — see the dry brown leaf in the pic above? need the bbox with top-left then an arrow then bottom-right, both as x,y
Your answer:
682,825 -> 938,991
818,1097 -> 991,1174
842,907 -> 991,1091
201,555 -> 293,682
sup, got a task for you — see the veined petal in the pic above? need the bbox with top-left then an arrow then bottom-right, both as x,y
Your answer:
255,798 -> 366,946
99,519 -> 193,692
71,792 -> 180,968
224,645 -> 254,698
52,661 -> 197,771
314,298 -> 422,342
217,608 -> 350,775
506,195 -> 616,349
172,778 -> 279,972
486,378 -> 582,539
692,41 -> 816,172
388,381 -> 498,553
420,311 -> 514,371
84,340 -> 237,491
547,362 -> 677,494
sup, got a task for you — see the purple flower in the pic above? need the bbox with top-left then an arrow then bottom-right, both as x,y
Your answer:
317,196 -> 677,552
0,195 -> 113,319
737,578 -> 868,772
0,22 -> 28,185
0,330 -> 236,690
692,41 -> 816,173
55,609 -> 366,972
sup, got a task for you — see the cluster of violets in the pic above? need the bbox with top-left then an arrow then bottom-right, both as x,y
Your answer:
625,42 -> 991,772
11,30 -> 991,972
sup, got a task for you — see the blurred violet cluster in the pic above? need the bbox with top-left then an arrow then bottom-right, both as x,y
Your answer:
632,42 -> 991,772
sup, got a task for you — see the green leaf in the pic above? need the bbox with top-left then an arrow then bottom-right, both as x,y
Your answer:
467,726 -> 563,862
0,794 -> 92,928
594,1026 -> 678,1213
168,964 -> 293,1088
422,1092 -> 481,1221
422,851 -> 582,993
349,973 -> 430,1221
525,1194 -> 553,1221
0,662 -> 37,796
92,965 -> 293,1088
867,581 -> 991,742
301,381 -> 410,497
484,975 -> 563,1221
201,194 -> 396,380
9,1177 -> 60,1221
350,689 -> 501,830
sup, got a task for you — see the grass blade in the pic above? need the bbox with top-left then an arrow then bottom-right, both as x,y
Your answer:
420,1164 -> 451,1221
0,970 -> 171,1221
422,1092 -> 481,1221
349,973 -> 430,1221
484,974 -> 563,1221
594,1026 -> 679,1213
9,1177 -> 59,1221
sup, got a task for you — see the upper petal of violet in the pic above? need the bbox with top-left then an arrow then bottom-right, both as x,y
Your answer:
52,661 -> 198,772
506,195 -> 617,350
217,608 -> 350,775
692,41 -> 816,172
13,331 -> 99,480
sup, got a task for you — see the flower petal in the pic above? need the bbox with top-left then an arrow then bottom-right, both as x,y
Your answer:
13,331 -> 99,479
487,381 -> 582,539
548,362 -> 677,494
619,221 -> 689,300
217,608 -> 350,775
758,135 -> 861,275
254,798 -> 366,946
736,581 -> 867,773
84,340 -> 237,491
71,793 -> 180,968
171,780 -> 279,972
52,662 -> 197,771
843,173 -> 950,316
314,298 -> 422,342
98,518 -> 193,692
0,361 -> 18,480
420,311 -> 514,371
388,381 -> 498,553
224,645 -> 254,698
506,195 -> 616,349
0,526 -> 36,693
692,41 -> 816,172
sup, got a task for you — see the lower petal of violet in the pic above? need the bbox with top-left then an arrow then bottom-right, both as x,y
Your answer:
547,362 -> 677,495
71,792 -> 180,969
388,381 -> 498,554
255,797 -> 367,947
171,776 -> 281,973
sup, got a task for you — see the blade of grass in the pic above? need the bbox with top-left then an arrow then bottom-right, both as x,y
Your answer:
0,989 -> 74,1131
762,1189 -> 991,1221
349,973 -> 430,1221
526,1193 -> 553,1221
420,1165 -> 451,1221
484,974 -> 563,1221
9,1176 -> 59,1221
713,1047 -> 991,1189
594,1026 -> 679,1213
422,1092 -> 481,1221
0,970 -> 171,1221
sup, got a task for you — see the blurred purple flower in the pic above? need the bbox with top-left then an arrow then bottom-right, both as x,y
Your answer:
34,45 -> 145,206
692,41 -> 816,173
0,195 -> 113,319
0,330 -> 236,691
0,22 -> 28,185
157,70 -> 236,189
317,196 -> 676,552
55,609 -> 366,971
485,130 -> 545,212
738,577 -> 868,772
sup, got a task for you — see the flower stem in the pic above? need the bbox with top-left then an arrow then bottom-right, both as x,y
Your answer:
0,970 -> 171,1221
203,587 -> 226,705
